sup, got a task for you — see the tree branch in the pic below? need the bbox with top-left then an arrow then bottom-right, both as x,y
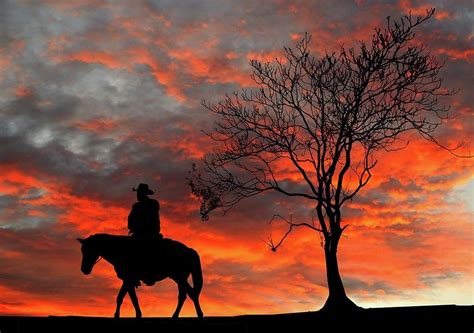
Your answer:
265,214 -> 323,252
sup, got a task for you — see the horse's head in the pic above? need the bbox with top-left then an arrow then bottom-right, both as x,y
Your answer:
77,236 -> 100,275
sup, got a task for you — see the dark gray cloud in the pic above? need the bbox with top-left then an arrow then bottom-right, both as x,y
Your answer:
344,276 -> 400,296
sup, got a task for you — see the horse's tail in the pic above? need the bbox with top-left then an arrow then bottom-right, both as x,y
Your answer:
190,249 -> 203,295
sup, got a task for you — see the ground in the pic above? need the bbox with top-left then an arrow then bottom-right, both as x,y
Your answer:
0,305 -> 471,333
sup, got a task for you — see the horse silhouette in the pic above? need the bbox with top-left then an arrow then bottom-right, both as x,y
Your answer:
77,234 -> 203,318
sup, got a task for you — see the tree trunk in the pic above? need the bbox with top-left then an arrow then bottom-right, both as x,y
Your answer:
321,232 -> 359,312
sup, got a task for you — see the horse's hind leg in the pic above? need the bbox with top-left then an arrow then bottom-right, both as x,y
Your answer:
184,282 -> 203,318
114,282 -> 128,318
172,282 -> 187,319
126,283 -> 142,318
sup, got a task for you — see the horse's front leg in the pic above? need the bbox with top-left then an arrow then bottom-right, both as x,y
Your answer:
126,283 -> 142,318
114,282 -> 128,318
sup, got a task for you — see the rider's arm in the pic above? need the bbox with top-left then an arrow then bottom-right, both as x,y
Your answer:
153,200 -> 160,233
128,204 -> 137,234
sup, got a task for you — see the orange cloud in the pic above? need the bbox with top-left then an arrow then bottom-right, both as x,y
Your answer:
246,51 -> 285,63
168,48 -> 253,87
398,0 -> 451,20
74,118 -> 118,134
48,46 -> 187,102
14,86 -> 33,97
0,161 -> 472,316
61,51 -> 124,69
435,48 -> 474,62
125,47 -> 186,102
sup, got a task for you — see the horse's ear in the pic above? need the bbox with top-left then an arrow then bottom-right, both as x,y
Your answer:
77,238 -> 85,244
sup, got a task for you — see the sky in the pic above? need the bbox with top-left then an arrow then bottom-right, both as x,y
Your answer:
0,0 -> 472,317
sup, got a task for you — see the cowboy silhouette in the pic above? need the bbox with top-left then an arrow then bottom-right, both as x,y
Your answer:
128,183 -> 161,239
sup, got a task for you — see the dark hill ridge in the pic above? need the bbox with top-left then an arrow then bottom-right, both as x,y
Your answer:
0,305 -> 472,333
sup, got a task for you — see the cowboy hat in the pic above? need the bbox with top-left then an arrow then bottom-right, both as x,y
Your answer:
132,183 -> 154,195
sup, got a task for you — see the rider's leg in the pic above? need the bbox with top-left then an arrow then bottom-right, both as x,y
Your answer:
114,282 -> 128,318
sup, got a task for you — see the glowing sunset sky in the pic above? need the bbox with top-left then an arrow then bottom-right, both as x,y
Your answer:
0,0 -> 472,317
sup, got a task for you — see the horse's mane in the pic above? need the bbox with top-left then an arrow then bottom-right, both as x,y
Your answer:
89,233 -> 128,242
87,234 -> 189,250
85,233 -> 129,251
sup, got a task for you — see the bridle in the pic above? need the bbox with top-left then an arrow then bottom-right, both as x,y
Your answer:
82,239 -> 103,269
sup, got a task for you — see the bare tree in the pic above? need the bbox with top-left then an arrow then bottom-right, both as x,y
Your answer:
188,9 -> 463,311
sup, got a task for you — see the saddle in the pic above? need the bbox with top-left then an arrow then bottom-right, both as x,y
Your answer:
116,234 -> 166,287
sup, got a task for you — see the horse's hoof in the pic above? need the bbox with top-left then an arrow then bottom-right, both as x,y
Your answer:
136,312 -> 142,319
114,313 -> 120,319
